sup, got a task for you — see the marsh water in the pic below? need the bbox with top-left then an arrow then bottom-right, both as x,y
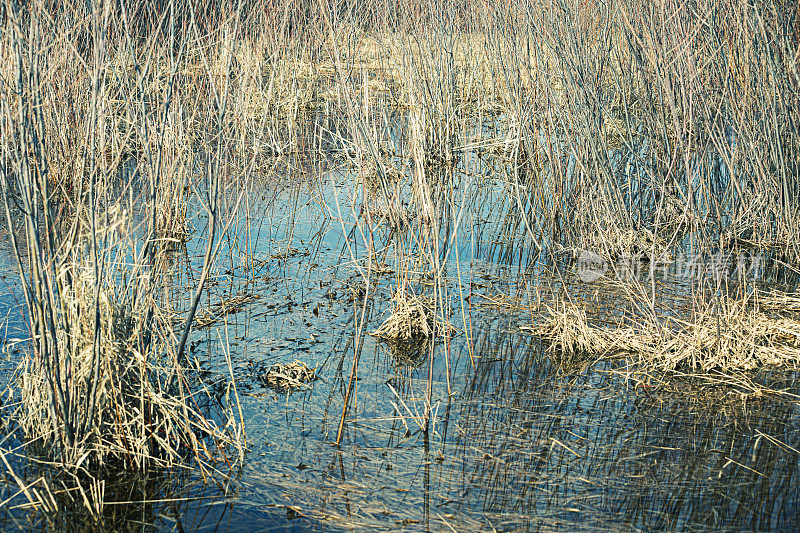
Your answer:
0,117 -> 799,532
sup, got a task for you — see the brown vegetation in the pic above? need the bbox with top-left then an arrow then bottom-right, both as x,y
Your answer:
0,0 -> 798,523
526,291 -> 800,373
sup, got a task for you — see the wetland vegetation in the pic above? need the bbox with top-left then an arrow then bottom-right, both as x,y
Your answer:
0,0 -> 799,530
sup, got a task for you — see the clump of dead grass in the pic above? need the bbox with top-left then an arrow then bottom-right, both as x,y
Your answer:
195,292 -> 260,328
258,360 -> 318,391
657,299 -> 800,371
522,302 -> 655,358
524,292 -> 800,373
371,288 -> 452,342
16,267 -> 237,471
755,290 -> 800,314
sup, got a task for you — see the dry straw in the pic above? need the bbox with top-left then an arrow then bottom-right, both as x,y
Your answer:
259,361 -> 318,391
371,288 -> 452,342
525,291 -> 800,373
0,0 -> 246,487
17,267 -> 236,471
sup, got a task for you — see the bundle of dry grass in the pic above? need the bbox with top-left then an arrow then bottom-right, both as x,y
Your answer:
370,288 -> 443,342
524,294 -> 800,373
16,267 -> 238,471
756,290 -> 800,314
586,226 -> 673,264
657,300 -> 800,372
258,361 -> 318,391
521,302 -> 657,357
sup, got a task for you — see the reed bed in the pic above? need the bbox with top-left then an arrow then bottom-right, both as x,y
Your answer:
526,291 -> 800,373
15,267 -> 227,468
150,0 -> 800,267
0,0 -> 797,524
0,0 -> 251,520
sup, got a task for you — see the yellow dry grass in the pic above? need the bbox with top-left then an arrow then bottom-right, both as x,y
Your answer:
261,361 -> 317,391
524,292 -> 800,373
17,263 -> 237,470
371,288 -> 454,342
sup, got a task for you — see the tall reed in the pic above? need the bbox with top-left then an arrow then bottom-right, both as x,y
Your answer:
0,0 -> 244,476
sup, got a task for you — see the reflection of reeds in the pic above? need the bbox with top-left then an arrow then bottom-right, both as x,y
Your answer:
0,447 -> 224,528
452,317 -> 800,531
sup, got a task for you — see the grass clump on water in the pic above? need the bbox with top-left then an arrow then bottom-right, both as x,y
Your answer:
16,266 -> 235,471
526,291 -> 800,373
0,1 -> 246,520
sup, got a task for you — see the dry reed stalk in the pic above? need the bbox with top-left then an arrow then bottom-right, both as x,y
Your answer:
755,290 -> 800,314
0,0 -> 248,490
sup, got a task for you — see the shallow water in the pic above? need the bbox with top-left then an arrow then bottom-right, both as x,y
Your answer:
179,154 -> 799,531
1,143 -> 799,531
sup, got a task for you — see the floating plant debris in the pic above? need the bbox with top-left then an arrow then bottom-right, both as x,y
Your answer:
255,360 -> 318,391
195,293 -> 261,328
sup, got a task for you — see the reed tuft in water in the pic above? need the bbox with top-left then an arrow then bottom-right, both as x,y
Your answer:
527,291 -> 800,373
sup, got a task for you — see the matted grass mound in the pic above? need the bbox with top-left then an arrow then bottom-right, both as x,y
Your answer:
522,302 -> 655,357
258,360 -> 318,391
524,292 -> 800,373
371,289 -> 439,342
